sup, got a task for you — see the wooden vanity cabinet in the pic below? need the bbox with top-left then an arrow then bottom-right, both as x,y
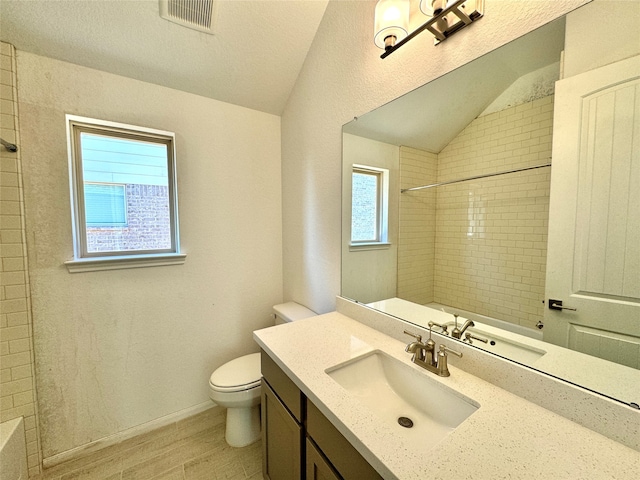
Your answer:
261,350 -> 383,480
261,352 -> 305,480
305,438 -> 340,480
306,401 -> 383,480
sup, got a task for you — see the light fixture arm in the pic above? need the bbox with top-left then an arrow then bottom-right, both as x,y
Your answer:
381,0 -> 484,59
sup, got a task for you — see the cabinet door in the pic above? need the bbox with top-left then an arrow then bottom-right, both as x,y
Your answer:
262,379 -> 303,480
306,438 -> 340,480
307,400 -> 383,480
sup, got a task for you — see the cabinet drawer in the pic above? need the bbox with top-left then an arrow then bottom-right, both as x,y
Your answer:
261,350 -> 304,422
307,400 -> 383,480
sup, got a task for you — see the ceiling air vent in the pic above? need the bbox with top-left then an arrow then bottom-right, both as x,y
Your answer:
159,0 -> 216,35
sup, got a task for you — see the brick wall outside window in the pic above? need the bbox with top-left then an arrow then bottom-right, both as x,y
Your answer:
87,184 -> 171,252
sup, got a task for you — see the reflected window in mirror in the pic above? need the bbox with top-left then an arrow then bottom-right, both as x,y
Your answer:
351,165 -> 390,247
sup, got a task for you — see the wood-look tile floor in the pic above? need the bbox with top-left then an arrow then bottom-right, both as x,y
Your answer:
32,408 -> 263,480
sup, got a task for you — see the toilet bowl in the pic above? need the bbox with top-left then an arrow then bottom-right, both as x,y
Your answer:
209,353 -> 262,447
209,302 -> 316,447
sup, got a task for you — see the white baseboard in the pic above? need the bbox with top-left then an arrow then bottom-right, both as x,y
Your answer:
43,401 -> 218,469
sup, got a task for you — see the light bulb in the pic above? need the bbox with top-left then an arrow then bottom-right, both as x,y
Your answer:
374,0 -> 410,50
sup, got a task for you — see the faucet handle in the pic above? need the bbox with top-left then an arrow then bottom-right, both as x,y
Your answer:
403,330 -> 422,343
439,344 -> 463,358
435,344 -> 462,377
428,321 -> 449,335
464,332 -> 488,344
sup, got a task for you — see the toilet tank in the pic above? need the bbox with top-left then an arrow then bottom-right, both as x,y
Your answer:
273,302 -> 317,325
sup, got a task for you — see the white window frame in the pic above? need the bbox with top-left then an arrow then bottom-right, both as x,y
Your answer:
64,115 -> 186,273
350,164 -> 390,249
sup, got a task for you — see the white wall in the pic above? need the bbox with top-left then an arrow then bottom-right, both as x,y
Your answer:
342,134 -> 398,303
16,52 -> 283,458
281,0 -> 590,314
564,0 -> 640,78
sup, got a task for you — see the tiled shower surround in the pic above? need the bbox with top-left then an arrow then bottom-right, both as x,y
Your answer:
397,147 -> 437,305
0,41 -> 42,476
398,96 -> 554,330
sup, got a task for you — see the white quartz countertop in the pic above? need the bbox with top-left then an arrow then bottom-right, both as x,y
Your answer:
253,312 -> 640,479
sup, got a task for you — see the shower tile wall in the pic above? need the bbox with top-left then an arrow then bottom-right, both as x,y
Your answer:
435,96 -> 553,329
397,147 -> 437,305
0,41 -> 42,476
397,96 -> 553,330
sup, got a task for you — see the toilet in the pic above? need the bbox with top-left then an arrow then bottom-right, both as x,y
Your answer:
208,302 -> 317,447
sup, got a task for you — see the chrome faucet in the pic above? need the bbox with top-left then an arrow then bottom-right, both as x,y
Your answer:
404,330 -> 462,377
451,314 -> 475,339
404,330 -> 435,365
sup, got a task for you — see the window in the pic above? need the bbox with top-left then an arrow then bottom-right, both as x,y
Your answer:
66,115 -> 184,272
84,183 -> 127,226
351,165 -> 389,246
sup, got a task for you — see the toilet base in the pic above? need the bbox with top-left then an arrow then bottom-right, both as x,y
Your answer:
225,404 -> 261,447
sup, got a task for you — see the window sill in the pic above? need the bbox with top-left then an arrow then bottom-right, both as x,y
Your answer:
65,253 -> 187,273
349,242 -> 391,252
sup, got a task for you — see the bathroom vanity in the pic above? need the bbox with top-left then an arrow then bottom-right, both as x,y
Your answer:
261,351 -> 382,479
254,308 -> 639,479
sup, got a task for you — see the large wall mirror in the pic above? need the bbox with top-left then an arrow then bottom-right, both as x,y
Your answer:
342,11 -> 639,408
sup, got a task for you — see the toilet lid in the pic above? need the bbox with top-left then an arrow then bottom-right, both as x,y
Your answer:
209,352 -> 261,390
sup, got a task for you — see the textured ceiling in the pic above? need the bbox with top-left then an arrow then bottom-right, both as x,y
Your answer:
0,0 -> 329,115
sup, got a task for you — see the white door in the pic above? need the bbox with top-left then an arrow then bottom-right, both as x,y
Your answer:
544,55 -> 640,369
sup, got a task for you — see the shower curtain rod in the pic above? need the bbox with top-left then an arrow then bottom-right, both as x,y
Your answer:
401,162 -> 552,193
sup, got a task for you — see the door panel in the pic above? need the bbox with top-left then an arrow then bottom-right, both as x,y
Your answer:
545,54 -> 640,368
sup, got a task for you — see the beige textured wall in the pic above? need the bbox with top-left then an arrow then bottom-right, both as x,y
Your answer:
564,0 -> 640,78
16,51 -> 283,460
281,0 -> 589,314
433,97 -> 554,329
0,41 -> 42,477
397,147 -> 437,305
342,134 -> 399,304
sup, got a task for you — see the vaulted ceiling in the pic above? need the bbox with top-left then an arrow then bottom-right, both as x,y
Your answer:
0,0 -> 329,115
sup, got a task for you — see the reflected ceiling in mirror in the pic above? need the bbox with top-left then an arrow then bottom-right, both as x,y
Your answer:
344,19 -> 564,153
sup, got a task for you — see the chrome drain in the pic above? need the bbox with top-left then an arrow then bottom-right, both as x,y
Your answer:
397,416 -> 413,428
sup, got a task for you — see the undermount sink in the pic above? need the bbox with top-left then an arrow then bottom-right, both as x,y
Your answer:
326,350 -> 479,450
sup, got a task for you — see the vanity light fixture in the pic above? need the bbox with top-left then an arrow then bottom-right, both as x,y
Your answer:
374,0 -> 484,58
374,0 -> 411,51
